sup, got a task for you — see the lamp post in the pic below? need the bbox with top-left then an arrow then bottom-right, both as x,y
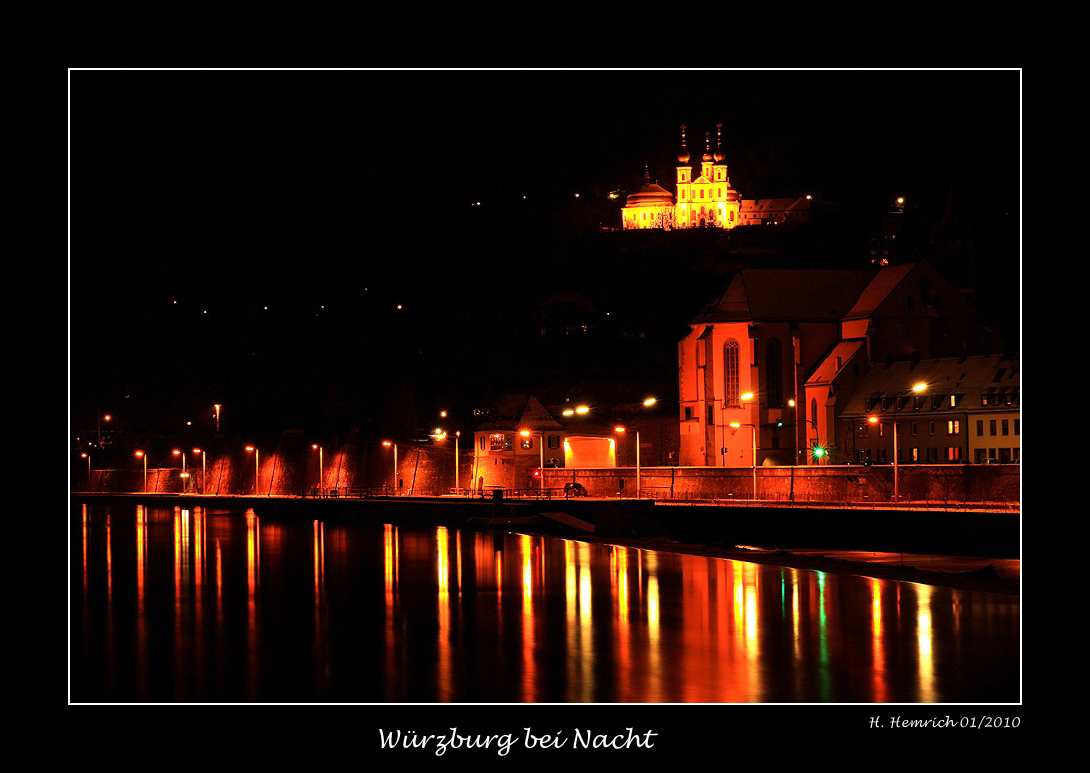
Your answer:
520,429 -> 545,497
193,448 -> 206,494
729,422 -> 758,500
382,441 -> 397,496
173,449 -> 188,493
135,450 -> 147,493
81,452 -> 91,491
246,445 -> 259,496
312,444 -> 323,497
454,431 -> 461,495
613,426 -> 642,498
868,382 -> 927,503
97,413 -> 111,448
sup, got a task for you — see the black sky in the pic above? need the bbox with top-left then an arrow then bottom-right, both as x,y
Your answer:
69,69 -> 1021,437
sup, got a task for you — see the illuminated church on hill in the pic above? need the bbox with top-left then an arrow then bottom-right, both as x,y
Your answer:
622,124 -> 811,230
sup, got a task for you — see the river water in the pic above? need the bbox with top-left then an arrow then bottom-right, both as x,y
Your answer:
70,502 -> 1019,703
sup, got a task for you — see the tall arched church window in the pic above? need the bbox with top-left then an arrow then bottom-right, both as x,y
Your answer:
724,339 -> 740,407
766,338 -> 783,407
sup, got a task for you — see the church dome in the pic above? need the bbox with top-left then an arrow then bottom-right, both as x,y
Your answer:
626,181 -> 675,207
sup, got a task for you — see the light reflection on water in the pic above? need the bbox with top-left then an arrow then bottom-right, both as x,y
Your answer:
71,503 -> 1019,703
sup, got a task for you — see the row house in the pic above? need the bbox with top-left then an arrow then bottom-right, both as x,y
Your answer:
839,354 -> 1020,465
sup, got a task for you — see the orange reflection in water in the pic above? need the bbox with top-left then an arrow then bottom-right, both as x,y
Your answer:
245,508 -> 260,700
72,509 -> 1018,704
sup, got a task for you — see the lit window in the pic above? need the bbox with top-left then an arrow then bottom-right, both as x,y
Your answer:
947,420 -> 960,435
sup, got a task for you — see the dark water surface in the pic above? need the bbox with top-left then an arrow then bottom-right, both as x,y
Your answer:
70,502 -> 1019,703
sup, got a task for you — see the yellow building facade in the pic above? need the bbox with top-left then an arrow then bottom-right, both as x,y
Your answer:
623,124 -> 742,230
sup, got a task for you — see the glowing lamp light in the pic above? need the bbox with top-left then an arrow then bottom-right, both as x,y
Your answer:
642,397 -> 657,407
614,426 -> 626,434
575,406 -> 589,415
562,409 -> 575,416
382,440 -> 392,448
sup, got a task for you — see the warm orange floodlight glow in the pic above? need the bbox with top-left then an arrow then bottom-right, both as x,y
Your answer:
741,392 -> 754,401
575,406 -> 589,414
614,426 -> 626,433
135,451 -> 144,457
643,397 -> 657,407
520,430 -> 531,437
382,440 -> 392,448
868,416 -> 879,424
912,383 -> 927,392
562,409 -> 575,416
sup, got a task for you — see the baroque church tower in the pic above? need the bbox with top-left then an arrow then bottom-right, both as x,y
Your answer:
674,124 -> 741,228
623,124 -> 742,230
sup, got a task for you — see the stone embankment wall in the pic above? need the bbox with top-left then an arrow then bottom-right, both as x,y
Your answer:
543,464 -> 1020,505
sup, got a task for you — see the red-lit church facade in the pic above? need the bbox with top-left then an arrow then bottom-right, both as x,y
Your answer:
677,261 -> 1010,468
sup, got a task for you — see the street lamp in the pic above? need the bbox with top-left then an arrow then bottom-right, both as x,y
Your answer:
729,422 -> 758,500
382,440 -> 398,496
193,448 -> 206,494
454,431 -> 461,495
867,382 -> 927,503
135,450 -> 147,493
312,444 -> 323,497
174,449 -> 189,493
245,445 -> 259,495
81,452 -> 91,491
614,426 -> 643,498
520,429 -> 545,497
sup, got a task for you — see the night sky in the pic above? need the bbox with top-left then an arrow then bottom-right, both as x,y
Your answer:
69,69 -> 1021,443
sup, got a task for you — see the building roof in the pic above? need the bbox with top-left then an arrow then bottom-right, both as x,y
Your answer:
693,269 -> 879,323
624,182 -> 675,208
474,394 -> 564,432
739,197 -> 812,213
805,339 -> 867,387
839,354 -> 1020,418
842,263 -> 915,321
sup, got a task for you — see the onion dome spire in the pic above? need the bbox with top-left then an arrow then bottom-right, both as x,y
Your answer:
677,124 -> 690,164
702,131 -> 713,162
714,122 -> 726,162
